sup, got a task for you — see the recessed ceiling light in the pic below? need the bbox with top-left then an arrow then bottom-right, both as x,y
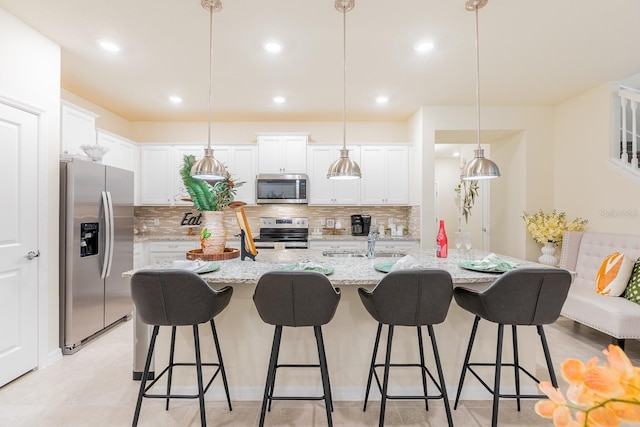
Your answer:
97,39 -> 120,52
376,96 -> 389,104
453,151 -> 461,157
169,96 -> 183,104
273,96 -> 286,104
264,41 -> 282,53
414,41 -> 434,53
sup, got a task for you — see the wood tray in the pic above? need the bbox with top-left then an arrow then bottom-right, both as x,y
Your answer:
186,247 -> 240,261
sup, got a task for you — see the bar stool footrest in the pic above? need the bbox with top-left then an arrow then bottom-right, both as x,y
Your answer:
142,362 -> 222,400
372,363 -> 446,401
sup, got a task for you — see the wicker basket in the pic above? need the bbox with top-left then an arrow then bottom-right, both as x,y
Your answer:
186,247 -> 240,261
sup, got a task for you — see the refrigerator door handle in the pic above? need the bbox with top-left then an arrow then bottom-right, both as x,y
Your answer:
105,191 -> 115,277
101,191 -> 111,279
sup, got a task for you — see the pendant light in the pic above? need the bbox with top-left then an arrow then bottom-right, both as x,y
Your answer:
461,0 -> 500,180
327,0 -> 362,180
190,0 -> 228,181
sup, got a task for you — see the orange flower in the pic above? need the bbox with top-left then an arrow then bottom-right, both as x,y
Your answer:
537,345 -> 640,426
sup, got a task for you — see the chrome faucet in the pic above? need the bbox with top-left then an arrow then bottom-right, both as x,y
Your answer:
367,230 -> 376,259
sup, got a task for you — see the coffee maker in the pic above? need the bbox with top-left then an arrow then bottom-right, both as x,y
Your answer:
351,214 -> 372,236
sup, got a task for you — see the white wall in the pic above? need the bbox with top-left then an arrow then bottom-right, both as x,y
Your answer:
61,89 -> 132,139
0,8 -> 61,359
419,105 -> 555,260
554,83 -> 640,234
131,120 -> 409,144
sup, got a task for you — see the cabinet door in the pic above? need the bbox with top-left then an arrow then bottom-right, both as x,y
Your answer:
257,136 -> 282,173
360,147 -> 388,204
307,146 -> 336,204
384,147 -> 409,205
140,146 -> 174,205
360,146 -> 409,205
282,136 -> 307,173
98,130 -> 138,171
308,145 -> 360,205
60,102 -> 98,156
258,135 -> 307,174
333,146 -> 360,205
227,146 -> 256,205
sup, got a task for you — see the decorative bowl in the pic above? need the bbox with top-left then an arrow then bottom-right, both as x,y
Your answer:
80,144 -> 110,162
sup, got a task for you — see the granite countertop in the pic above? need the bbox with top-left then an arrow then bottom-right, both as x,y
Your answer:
124,249 -> 541,286
134,233 -> 419,243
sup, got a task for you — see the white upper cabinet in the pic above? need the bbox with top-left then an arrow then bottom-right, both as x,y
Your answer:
60,101 -> 99,157
257,134 -> 308,174
360,146 -> 409,205
140,144 -> 257,206
307,145 -> 360,205
97,129 -> 138,172
140,145 -> 174,205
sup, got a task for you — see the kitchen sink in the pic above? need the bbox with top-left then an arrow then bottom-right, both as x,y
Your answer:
322,251 -> 406,258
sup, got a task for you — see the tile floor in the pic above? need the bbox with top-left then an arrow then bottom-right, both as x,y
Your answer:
1,317 -> 638,427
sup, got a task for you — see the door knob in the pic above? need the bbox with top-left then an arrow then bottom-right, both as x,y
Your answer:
25,250 -> 40,260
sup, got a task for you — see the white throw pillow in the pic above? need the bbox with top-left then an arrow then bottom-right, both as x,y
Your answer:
595,252 -> 635,296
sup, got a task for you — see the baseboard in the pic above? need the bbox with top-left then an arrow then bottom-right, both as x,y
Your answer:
44,348 -> 63,368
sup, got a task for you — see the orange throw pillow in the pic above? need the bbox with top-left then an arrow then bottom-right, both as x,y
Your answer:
596,252 -> 635,296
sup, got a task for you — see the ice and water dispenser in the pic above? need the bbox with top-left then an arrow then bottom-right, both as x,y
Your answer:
80,223 -> 99,257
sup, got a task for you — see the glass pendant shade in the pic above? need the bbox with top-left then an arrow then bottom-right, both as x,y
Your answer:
462,148 -> 500,180
190,147 -> 227,180
327,148 -> 361,179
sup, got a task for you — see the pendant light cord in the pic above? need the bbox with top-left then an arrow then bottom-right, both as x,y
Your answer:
207,5 -> 214,150
342,6 -> 347,151
474,6 -> 481,150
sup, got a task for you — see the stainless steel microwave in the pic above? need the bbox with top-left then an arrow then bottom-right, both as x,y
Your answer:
256,174 -> 308,204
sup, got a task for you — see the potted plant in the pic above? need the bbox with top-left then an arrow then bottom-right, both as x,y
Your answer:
179,154 -> 244,254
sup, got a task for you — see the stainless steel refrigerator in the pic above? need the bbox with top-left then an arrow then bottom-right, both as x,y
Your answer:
59,159 -> 134,354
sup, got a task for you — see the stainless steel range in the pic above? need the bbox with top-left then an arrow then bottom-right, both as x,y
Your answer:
254,217 -> 309,249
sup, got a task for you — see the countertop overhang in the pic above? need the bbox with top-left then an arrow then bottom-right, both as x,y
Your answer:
124,249 -> 541,286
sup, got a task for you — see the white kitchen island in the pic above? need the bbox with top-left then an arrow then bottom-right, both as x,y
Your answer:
124,249 -> 547,401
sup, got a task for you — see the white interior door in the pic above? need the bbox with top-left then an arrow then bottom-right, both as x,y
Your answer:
0,102 -> 39,387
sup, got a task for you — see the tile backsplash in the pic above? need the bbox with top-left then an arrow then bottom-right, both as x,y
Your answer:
135,205 -> 421,238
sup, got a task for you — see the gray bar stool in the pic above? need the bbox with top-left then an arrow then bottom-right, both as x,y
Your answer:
253,271 -> 341,427
453,268 -> 572,427
130,269 -> 233,427
358,269 -> 454,427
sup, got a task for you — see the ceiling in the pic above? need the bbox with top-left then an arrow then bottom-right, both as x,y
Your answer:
1,0 -> 640,122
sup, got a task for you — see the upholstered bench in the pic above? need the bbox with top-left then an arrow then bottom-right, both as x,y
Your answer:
559,231 -> 640,349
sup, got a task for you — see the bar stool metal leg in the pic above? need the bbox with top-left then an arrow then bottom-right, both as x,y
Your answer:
165,326 -> 177,411
491,324 -> 504,427
428,325 -> 453,427
379,325 -> 394,427
209,319 -> 232,411
132,325 -> 159,427
454,315 -> 480,409
267,328 -> 282,413
363,323 -> 383,411
193,325 -> 207,427
538,325 -> 558,387
512,325 -> 521,411
315,326 -> 333,427
259,325 -> 282,427
417,326 -> 429,411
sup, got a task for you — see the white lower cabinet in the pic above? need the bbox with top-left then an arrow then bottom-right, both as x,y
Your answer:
309,240 -> 365,251
133,242 -> 148,269
375,240 -> 420,252
148,241 -> 200,264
